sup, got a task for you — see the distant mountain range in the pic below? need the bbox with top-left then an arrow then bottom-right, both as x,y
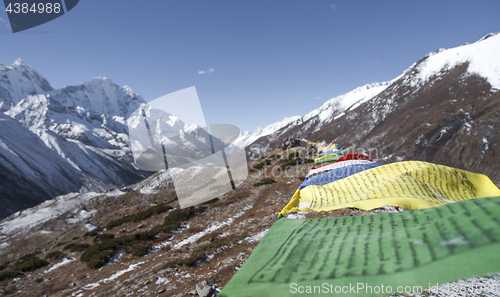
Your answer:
0,59 -> 264,219
1,32 -> 499,219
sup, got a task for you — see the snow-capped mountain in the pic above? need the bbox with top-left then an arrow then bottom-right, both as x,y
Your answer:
0,59 -> 53,112
0,61 -> 156,219
245,80 -> 393,157
49,77 -> 145,119
301,82 -> 393,125
234,82 -> 394,158
231,116 -> 301,151
127,103 -> 230,169
0,60 -> 258,219
237,81 -> 392,157
0,59 -> 144,118
249,32 -> 500,181
400,32 -> 500,90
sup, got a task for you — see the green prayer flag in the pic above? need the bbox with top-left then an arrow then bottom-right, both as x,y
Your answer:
220,197 -> 500,296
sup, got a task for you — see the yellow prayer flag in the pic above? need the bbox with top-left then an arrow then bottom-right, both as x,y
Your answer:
280,161 -> 500,215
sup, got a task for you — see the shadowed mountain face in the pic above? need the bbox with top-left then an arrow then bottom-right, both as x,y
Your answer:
248,34 -> 500,182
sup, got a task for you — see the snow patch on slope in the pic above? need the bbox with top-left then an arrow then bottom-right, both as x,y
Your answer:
0,192 -> 100,236
244,228 -> 269,243
81,261 -> 145,291
303,82 -> 391,124
44,257 -> 76,273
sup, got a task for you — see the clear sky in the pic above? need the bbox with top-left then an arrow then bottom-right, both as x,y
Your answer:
1,0 -> 499,131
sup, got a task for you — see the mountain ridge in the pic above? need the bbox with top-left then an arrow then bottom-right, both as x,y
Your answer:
0,60 -> 264,219
247,32 -> 500,181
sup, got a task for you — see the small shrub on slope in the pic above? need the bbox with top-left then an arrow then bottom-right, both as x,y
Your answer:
44,251 -> 64,260
63,243 -> 90,252
11,254 -> 48,272
253,178 -> 275,187
0,270 -> 22,281
106,203 -> 173,230
93,233 -> 115,242
0,261 -> 9,271
80,206 -> 206,269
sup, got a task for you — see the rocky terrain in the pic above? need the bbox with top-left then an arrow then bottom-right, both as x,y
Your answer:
0,147 -> 314,296
1,146 -> 498,297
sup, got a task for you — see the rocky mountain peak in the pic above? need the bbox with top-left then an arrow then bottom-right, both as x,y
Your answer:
0,59 -> 54,106
52,76 -> 146,118
11,58 -> 25,68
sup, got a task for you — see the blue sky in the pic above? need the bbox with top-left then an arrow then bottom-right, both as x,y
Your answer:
1,0 -> 499,131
